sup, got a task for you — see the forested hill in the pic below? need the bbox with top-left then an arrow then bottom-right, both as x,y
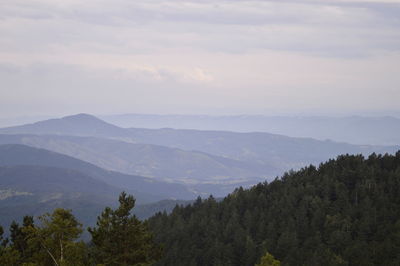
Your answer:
148,152 -> 400,266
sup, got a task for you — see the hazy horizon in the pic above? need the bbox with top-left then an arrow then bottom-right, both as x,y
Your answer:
1,111 -> 400,128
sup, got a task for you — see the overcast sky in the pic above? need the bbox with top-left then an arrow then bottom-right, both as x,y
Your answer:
1,0 -> 400,118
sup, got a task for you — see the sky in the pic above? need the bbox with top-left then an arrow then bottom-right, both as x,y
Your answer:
1,0 -> 400,118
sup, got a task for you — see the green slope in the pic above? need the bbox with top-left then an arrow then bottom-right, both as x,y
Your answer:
148,151 -> 400,266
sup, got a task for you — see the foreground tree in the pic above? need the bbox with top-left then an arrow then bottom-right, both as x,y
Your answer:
24,208 -> 87,266
89,192 -> 162,266
255,252 -> 281,266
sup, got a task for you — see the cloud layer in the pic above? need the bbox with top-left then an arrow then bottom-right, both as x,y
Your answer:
1,0 -> 399,116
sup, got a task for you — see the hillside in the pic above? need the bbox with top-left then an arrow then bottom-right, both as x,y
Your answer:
0,144 -> 197,202
148,152 -> 400,266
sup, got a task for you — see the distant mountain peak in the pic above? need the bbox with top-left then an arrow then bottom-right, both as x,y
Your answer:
0,113 -> 127,137
58,113 -> 115,127
61,113 -> 101,121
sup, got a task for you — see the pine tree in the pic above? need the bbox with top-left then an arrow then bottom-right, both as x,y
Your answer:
88,192 -> 162,266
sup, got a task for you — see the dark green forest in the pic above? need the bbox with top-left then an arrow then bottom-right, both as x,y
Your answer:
148,152 -> 400,266
1,152 -> 400,265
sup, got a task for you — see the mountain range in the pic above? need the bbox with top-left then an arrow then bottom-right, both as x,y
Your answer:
100,113 -> 400,145
1,114 -> 398,182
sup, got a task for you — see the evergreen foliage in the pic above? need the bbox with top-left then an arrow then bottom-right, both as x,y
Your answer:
148,152 -> 400,266
88,192 -> 162,266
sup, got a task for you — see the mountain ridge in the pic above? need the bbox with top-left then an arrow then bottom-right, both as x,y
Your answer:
101,113 -> 400,145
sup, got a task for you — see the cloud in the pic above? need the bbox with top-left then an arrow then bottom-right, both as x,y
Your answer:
0,0 -> 399,116
1,0 -> 399,57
